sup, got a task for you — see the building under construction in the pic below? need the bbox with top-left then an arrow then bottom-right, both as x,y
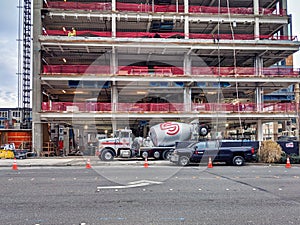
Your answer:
31,0 -> 300,155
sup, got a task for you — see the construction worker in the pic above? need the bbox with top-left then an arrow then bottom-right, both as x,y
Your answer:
68,27 -> 76,37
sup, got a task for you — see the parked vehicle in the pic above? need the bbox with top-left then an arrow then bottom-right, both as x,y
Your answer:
13,149 -> 28,159
97,121 -> 209,161
0,142 -> 34,159
170,140 -> 255,166
0,149 -> 15,159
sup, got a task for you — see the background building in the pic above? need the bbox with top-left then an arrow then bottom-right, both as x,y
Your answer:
0,107 -> 32,148
32,0 -> 300,155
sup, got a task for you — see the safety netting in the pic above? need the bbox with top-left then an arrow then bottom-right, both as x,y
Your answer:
41,102 -> 297,113
43,30 -> 296,41
43,65 -> 299,77
45,1 -> 286,15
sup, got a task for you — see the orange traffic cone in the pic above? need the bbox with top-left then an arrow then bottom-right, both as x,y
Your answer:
285,157 -> 291,168
12,158 -> 18,170
207,157 -> 213,168
144,157 -> 149,168
86,158 -> 92,169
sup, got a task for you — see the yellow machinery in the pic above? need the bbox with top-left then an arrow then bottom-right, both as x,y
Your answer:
0,149 -> 15,159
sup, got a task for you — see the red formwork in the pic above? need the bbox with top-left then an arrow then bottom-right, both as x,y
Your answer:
42,64 -> 299,78
191,67 -> 214,75
47,2 -> 111,11
98,103 -> 112,111
44,29 -> 296,42
236,67 -> 255,76
63,102 -> 85,111
85,65 -> 110,74
116,103 -> 150,112
169,103 -> 185,112
44,30 -> 112,37
86,102 -> 99,111
149,103 -> 170,112
274,103 -> 297,112
131,103 -> 150,112
51,102 -> 65,111
41,102 -> 296,113
130,67 -> 149,75
153,67 -> 173,76
46,2 -> 285,16
43,65 -> 111,74
117,32 -> 151,38
263,68 -> 295,76
192,103 -> 212,111
171,67 -> 184,75
41,102 -> 50,111
116,2 -> 151,12
117,103 -> 131,112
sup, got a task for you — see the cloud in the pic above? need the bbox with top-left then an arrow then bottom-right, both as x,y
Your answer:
0,0 -> 19,108
0,90 -> 18,108
0,41 -> 18,88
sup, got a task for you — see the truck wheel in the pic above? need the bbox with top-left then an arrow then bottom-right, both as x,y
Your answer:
232,156 -> 245,166
153,151 -> 160,159
199,125 -> 209,137
141,151 -> 148,159
162,150 -> 171,160
178,156 -> 190,166
101,150 -> 114,161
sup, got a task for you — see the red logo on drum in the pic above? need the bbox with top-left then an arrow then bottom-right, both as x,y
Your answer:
160,122 -> 180,135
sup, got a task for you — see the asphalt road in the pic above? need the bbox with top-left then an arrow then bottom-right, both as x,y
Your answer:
1,165 -> 300,225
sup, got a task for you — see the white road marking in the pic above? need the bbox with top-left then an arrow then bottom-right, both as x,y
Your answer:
97,180 -> 162,190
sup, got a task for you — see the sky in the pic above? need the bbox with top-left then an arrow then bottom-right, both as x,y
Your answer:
0,0 -> 299,108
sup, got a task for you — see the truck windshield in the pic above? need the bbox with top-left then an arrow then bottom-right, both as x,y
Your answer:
120,132 -> 130,138
114,131 -> 120,138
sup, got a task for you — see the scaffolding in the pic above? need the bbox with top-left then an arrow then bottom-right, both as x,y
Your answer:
19,0 -> 32,129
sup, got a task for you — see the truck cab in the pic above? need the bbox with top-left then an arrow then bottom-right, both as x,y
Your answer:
98,128 -> 134,160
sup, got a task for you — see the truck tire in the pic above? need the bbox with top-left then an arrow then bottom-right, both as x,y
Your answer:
232,156 -> 245,166
101,149 -> 114,161
162,150 -> 171,160
178,156 -> 190,166
199,125 -> 209,137
141,151 -> 148,159
153,151 -> 160,159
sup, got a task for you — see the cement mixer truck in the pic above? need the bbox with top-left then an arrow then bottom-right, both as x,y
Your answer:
97,121 -> 209,161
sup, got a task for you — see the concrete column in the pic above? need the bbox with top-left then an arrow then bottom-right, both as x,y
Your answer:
253,0 -> 259,15
255,55 -> 263,76
183,53 -> 191,75
112,0 -> 116,11
112,119 -> 117,134
111,82 -> 118,112
255,87 -> 263,112
257,119 -> 263,142
254,17 -> 259,40
63,127 -> 70,156
111,0 -> 116,38
253,0 -> 259,40
184,87 -> 192,112
281,0 -> 288,36
32,0 -> 43,156
280,0 -> 287,15
110,47 -> 118,74
111,15 -> 116,38
184,0 -> 189,39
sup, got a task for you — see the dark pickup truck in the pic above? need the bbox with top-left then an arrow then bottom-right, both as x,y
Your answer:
170,140 -> 256,166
